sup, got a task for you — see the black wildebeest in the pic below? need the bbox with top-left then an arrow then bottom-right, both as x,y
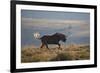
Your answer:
39,33 -> 67,49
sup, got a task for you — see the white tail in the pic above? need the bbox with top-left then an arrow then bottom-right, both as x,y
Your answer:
33,32 -> 40,39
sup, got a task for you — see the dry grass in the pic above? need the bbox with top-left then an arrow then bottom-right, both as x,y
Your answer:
21,44 -> 90,63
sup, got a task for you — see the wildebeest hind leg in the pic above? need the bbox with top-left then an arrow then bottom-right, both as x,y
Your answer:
58,43 -> 62,50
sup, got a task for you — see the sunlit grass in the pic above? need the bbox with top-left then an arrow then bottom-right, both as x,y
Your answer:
21,44 -> 90,63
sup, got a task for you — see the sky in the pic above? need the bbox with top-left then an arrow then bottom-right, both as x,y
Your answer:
21,10 -> 90,48
21,10 -> 90,21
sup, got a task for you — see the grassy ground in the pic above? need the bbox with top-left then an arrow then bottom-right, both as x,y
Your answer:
21,44 -> 90,63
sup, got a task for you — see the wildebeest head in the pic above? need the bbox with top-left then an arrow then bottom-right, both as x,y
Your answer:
53,33 -> 67,42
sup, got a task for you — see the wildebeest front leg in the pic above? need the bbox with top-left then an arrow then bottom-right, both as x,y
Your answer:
40,43 -> 45,48
45,44 -> 49,49
40,43 -> 49,49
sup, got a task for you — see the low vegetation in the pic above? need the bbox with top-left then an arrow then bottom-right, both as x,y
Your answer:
21,44 -> 90,63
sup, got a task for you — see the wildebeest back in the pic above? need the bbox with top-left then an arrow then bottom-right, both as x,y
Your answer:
40,35 -> 60,44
